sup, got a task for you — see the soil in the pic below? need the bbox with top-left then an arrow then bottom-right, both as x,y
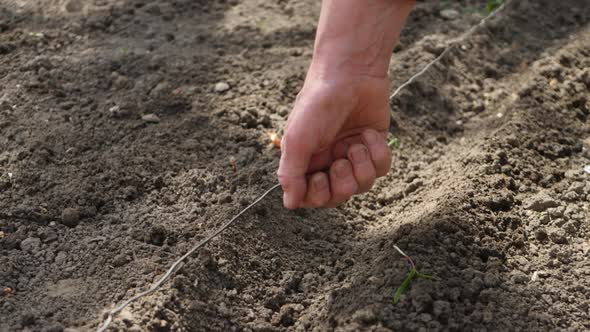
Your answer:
1,0 -> 589,331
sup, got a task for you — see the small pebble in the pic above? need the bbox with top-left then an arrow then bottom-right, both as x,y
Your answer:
65,0 -> 83,13
439,9 -> 460,20
277,107 -> 289,117
142,113 -> 160,123
214,82 -> 230,93
61,208 -> 81,228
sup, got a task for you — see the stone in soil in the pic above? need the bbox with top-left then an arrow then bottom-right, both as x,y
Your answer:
142,113 -> 161,123
61,208 -> 80,228
439,9 -> 460,20
214,82 -> 230,93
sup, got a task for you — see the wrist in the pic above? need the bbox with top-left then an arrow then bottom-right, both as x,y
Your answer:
309,53 -> 391,78
310,0 -> 415,78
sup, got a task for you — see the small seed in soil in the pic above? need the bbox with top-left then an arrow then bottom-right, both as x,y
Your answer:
2,287 -> 13,297
267,132 -> 281,149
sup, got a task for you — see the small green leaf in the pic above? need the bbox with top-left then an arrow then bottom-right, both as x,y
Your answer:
393,269 -> 417,304
485,0 -> 503,13
388,137 -> 400,149
416,272 -> 435,280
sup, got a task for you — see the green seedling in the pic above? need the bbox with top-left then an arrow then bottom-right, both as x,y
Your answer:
120,47 -> 130,56
388,136 -> 401,149
392,245 -> 434,304
485,0 -> 503,13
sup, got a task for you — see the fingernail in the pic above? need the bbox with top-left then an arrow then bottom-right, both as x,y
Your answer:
283,192 -> 296,209
334,160 -> 351,179
364,130 -> 379,145
312,174 -> 328,192
350,145 -> 368,163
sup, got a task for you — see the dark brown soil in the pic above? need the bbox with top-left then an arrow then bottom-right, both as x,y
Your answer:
1,0 -> 589,331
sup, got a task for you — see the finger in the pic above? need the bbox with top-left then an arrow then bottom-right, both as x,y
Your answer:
307,135 -> 364,173
301,172 -> 331,208
278,131 -> 317,209
362,129 -> 392,177
348,144 -> 376,193
307,148 -> 333,173
327,159 -> 358,207
278,110 -> 323,209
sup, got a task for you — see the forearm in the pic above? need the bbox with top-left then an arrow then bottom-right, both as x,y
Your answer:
310,0 -> 415,78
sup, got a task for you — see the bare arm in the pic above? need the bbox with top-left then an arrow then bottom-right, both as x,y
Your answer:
311,0 -> 414,77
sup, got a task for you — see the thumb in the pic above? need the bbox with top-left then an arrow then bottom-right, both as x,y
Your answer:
277,110 -> 320,209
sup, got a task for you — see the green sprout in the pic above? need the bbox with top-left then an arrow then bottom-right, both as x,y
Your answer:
388,136 -> 400,149
485,0 -> 503,13
392,245 -> 434,304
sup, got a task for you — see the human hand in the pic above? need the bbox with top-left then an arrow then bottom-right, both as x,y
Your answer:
277,71 -> 392,209
275,0 -> 414,209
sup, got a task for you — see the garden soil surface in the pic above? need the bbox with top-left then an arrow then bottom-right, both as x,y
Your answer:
1,0 -> 589,331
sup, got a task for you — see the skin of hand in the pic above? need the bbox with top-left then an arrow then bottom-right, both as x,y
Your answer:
277,0 -> 415,209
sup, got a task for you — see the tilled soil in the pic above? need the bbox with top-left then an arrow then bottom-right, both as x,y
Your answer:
1,0 -> 589,331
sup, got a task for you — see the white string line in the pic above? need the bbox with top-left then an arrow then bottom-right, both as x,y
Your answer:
96,183 -> 281,332
390,0 -> 511,99
96,2 -> 513,331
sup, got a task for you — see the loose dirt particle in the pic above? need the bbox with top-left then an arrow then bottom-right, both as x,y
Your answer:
548,228 -> 568,244
112,254 -> 129,267
525,193 -> 559,212
352,308 -> 377,324
20,237 -> 42,253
